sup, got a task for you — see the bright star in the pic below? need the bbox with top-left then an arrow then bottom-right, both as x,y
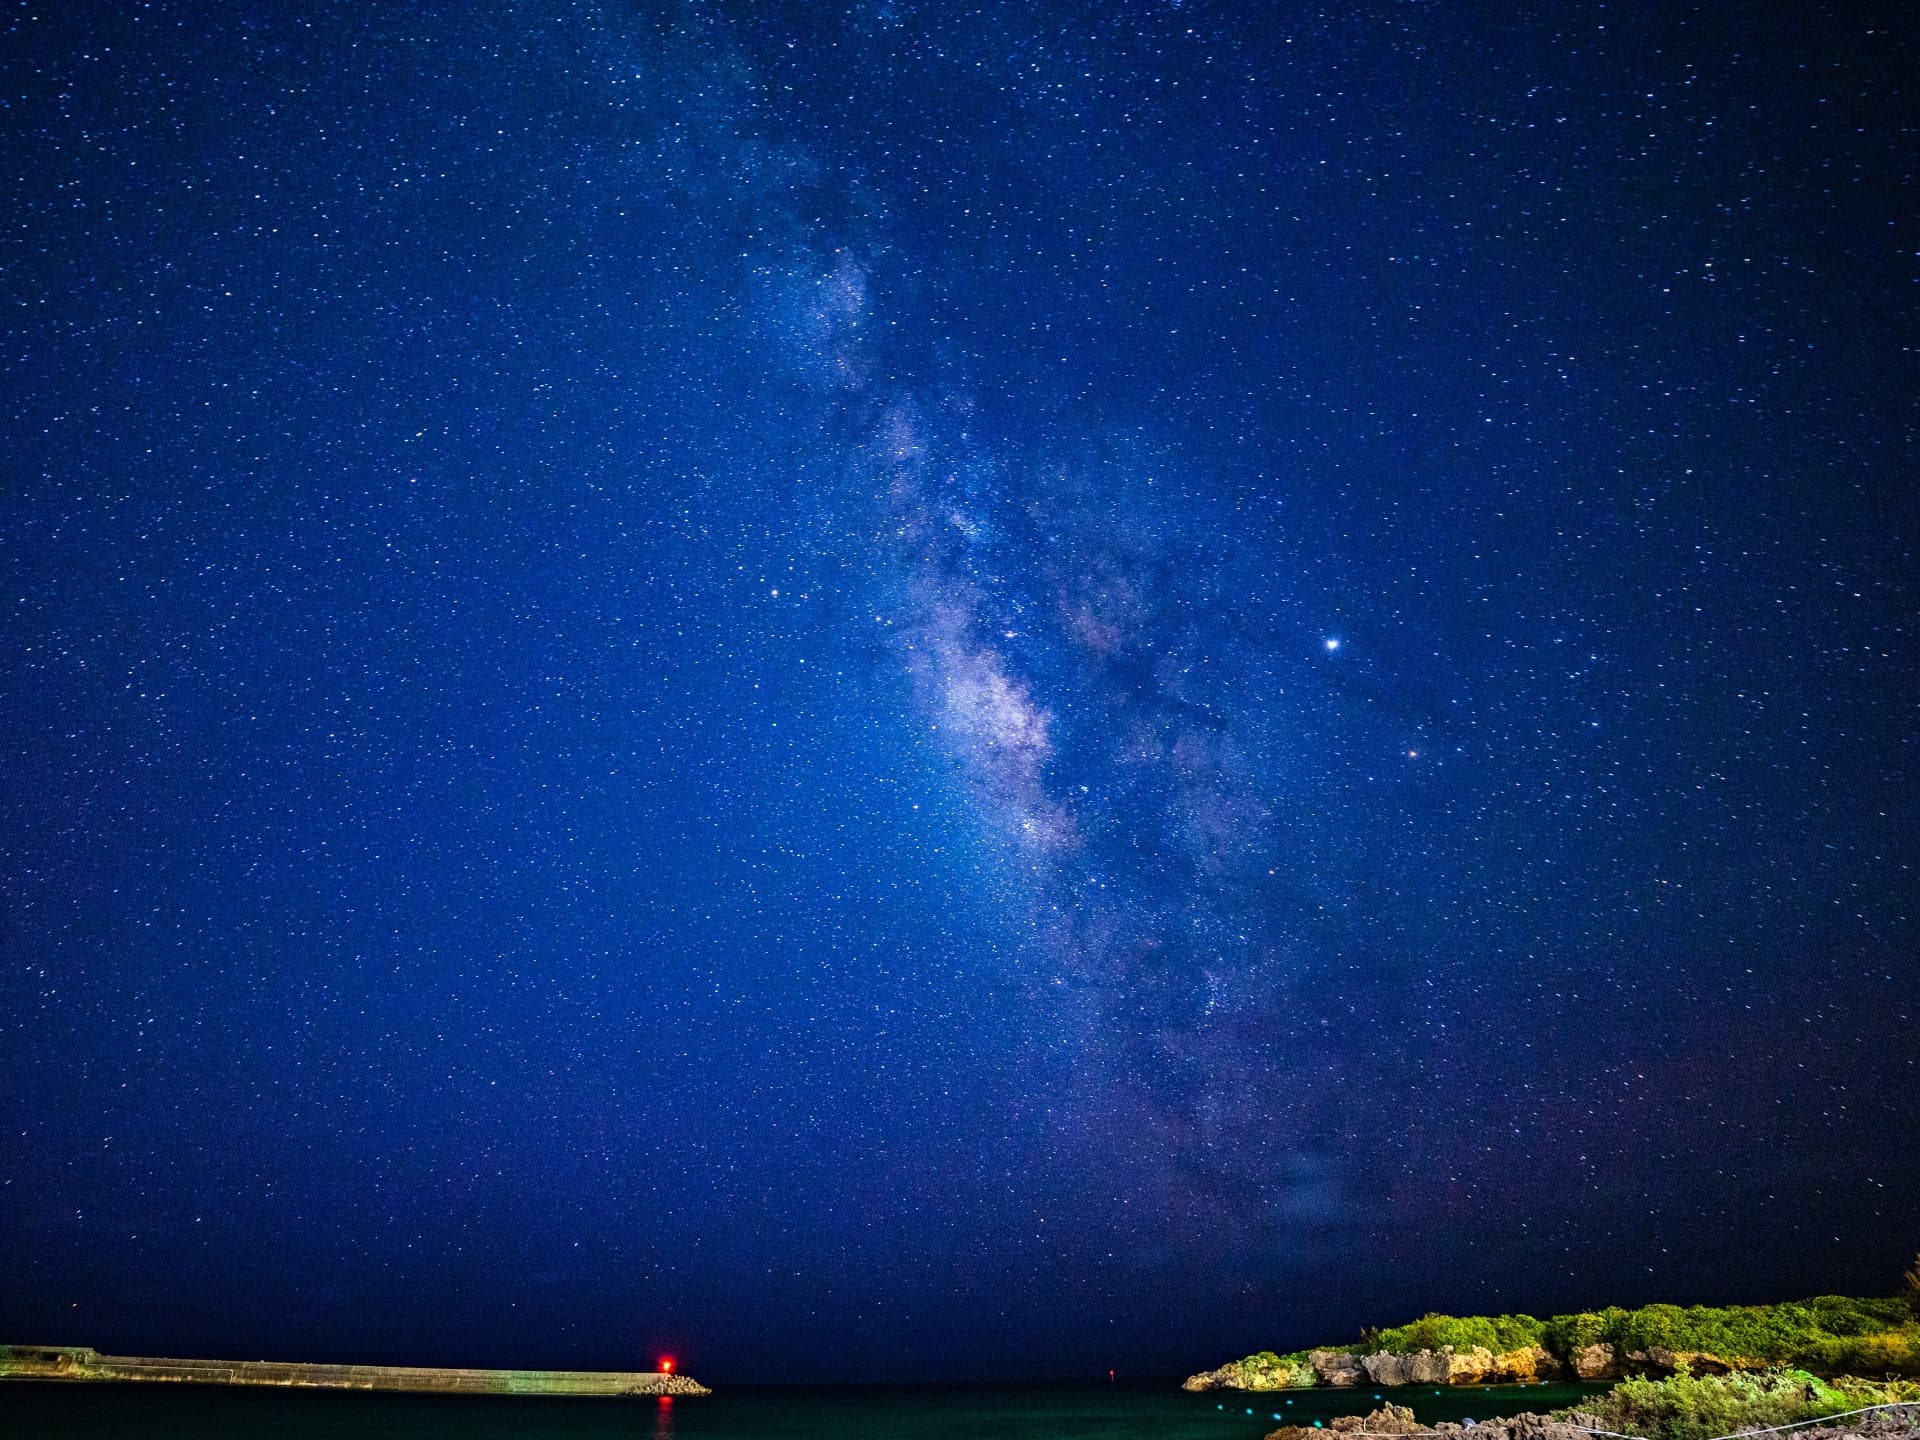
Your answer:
1324,637 -> 1340,651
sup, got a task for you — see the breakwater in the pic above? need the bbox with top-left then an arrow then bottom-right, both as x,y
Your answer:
0,1344 -> 710,1397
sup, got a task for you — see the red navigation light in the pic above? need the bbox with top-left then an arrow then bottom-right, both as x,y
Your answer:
659,1356 -> 674,1374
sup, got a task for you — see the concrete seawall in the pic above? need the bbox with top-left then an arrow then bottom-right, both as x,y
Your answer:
0,1344 -> 710,1397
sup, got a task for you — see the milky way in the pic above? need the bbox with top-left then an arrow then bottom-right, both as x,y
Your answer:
2,0 -> 1914,1384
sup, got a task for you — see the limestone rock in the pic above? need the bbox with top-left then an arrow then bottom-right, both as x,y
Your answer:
1364,1351 -> 1414,1386
1267,1404 -> 1423,1440
1489,1346 -> 1562,1383
1182,1365 -> 1235,1391
1571,1343 -> 1619,1381
1368,1404 -> 1427,1433
1425,1417 -> 1596,1440
1409,1349 -> 1454,1384
1311,1350 -> 1366,1386
1353,1344 -> 1556,1388
1304,1410 -> 1607,1440
1182,1353 -> 1313,1391
1205,1338 -> 1569,1395
1265,1404 -> 1611,1440
1446,1346 -> 1497,1383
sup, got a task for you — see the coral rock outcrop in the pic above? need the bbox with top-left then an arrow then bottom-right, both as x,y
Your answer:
1340,1345 -> 1565,1391
1492,1346 -> 1562,1383
1570,1343 -> 1619,1381
1311,1350 -> 1367,1386
1267,1402 -> 1426,1440
1267,1405 -> 1600,1440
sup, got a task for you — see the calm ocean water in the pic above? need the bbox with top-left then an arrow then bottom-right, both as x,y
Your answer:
1,1379 -> 1603,1439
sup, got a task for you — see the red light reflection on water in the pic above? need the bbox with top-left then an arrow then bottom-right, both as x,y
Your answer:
655,1392 -> 674,1440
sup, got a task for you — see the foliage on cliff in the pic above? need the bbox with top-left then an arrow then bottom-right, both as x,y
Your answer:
1561,1366 -> 1920,1440
1540,1297 -> 1918,1373
1218,1350 -> 1319,1388
1371,1313 -> 1548,1356
1220,1293 -> 1920,1386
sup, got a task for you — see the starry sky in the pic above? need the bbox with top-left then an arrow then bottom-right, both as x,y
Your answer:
2,0 -> 1915,1387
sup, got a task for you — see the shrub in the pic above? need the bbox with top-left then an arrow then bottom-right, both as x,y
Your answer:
1802,1332 -> 1920,1379
1543,1308 -> 1629,1355
1802,1295 -> 1912,1335
1564,1366 -> 1920,1440
1374,1312 -> 1545,1355
1240,1291 -> 1920,1390
1538,1298 -> 1918,1371
1231,1350 -> 1318,1388
1612,1305 -> 1699,1356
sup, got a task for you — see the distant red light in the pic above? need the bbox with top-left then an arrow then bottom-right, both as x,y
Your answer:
660,1356 -> 674,1374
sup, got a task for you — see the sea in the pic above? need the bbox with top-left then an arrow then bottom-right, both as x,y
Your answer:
0,1378 -> 1603,1439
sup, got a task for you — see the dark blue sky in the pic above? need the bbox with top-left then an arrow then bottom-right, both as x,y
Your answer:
2,0 -> 1914,1385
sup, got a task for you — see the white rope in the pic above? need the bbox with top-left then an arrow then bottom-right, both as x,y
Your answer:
1341,1399 -> 1920,1440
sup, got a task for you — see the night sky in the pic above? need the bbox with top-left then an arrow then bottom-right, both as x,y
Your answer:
2,0 -> 1915,1387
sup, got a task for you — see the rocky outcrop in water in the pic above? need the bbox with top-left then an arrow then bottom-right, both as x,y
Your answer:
1360,1346 -> 1558,1386
1183,1362 -> 1269,1392
1266,1400 -> 1427,1440
1189,1344 -> 1565,1393
1314,1350 -> 1368,1386
1570,1343 -> 1618,1381
1182,1352 -> 1316,1391
620,1374 -> 714,1395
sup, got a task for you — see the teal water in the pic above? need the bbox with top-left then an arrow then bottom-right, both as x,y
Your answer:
1,1379 -> 1603,1439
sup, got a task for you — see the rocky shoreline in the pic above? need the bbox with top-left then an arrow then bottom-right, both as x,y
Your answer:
1187,1342 -> 1753,1393
1184,1292 -> 1920,1396
1260,1402 -> 1920,1440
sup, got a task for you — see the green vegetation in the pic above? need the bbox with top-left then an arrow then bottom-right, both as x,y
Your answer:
1372,1313 -> 1547,1356
1541,1297 -> 1918,1373
1562,1367 -> 1920,1440
1215,1289 -> 1920,1387
1362,1296 -> 1918,1372
1230,1350 -> 1319,1388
